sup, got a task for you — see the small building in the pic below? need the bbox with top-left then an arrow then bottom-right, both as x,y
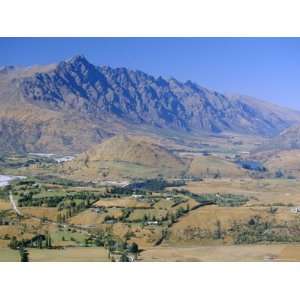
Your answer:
104,219 -> 117,224
145,221 -> 159,226
290,207 -> 300,213
132,194 -> 143,199
91,207 -> 104,213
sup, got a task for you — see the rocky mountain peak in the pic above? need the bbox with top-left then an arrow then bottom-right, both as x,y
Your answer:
66,54 -> 90,65
1,55 -> 300,154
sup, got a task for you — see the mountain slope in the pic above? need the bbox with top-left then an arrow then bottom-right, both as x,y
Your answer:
1,55 -> 300,154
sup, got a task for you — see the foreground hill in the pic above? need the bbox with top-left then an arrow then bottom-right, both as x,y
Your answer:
61,135 -> 187,180
0,55 -> 300,154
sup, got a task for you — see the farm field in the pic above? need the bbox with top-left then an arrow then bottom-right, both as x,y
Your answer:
166,204 -> 299,244
2,243 -> 300,262
139,244 -> 300,261
185,178 -> 300,206
2,174 -> 300,261
0,247 -> 109,262
94,197 -> 151,208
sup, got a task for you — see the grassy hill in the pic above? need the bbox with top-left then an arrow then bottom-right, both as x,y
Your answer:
187,155 -> 246,178
263,149 -> 300,178
61,135 -> 188,180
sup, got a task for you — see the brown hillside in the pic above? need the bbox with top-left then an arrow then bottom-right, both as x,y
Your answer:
62,135 -> 187,180
187,155 -> 246,178
264,149 -> 300,178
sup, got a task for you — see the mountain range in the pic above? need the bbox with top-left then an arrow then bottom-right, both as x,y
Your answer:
1,55 -> 300,154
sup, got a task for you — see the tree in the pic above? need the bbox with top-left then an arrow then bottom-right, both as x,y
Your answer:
9,236 -> 18,249
45,234 -> 52,249
275,169 -> 284,178
170,213 -> 176,224
269,206 -> 278,214
119,253 -> 129,262
128,242 -> 139,255
142,214 -> 148,222
214,220 -> 222,239
38,236 -> 43,249
62,214 -> 66,223
186,204 -> 190,212
108,247 -> 112,259
56,213 -> 61,223
95,236 -> 103,247
19,247 -> 29,262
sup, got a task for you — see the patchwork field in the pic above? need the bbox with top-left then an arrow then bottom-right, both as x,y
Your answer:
0,247 -> 109,262
185,178 -> 300,205
2,173 -> 300,261
139,244 -> 300,262
166,205 -> 299,244
94,197 -> 151,208
20,207 -> 59,222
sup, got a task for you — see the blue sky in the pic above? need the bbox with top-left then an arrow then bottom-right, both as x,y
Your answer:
1,38 -> 300,110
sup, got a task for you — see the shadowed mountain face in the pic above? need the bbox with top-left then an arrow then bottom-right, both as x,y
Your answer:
0,55 -> 300,154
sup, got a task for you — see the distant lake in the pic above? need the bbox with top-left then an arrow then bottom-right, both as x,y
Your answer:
0,175 -> 26,187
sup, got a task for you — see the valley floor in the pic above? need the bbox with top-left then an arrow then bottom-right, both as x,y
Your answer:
2,244 -> 300,262
2,174 -> 300,262
0,247 -> 109,262
139,244 -> 300,262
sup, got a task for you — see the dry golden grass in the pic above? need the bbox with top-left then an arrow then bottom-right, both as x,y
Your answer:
177,206 -> 269,228
153,199 -> 174,209
20,207 -> 58,221
0,239 -> 9,248
0,225 -> 21,237
265,149 -> 300,177
0,247 -> 109,262
278,245 -> 300,261
167,205 -> 298,244
78,135 -> 185,169
0,225 -> 35,241
0,201 -> 11,210
2,244 -> 300,261
69,210 -> 105,226
111,223 -> 163,247
80,221 -> 165,248
185,178 -> 300,205
187,155 -> 246,178
169,198 -> 200,213
63,135 -> 187,180
0,248 -> 19,261
94,197 -> 151,208
139,244 -> 300,262
69,207 -> 123,227
128,208 -> 168,222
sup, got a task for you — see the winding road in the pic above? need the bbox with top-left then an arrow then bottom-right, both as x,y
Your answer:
9,191 -> 22,216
